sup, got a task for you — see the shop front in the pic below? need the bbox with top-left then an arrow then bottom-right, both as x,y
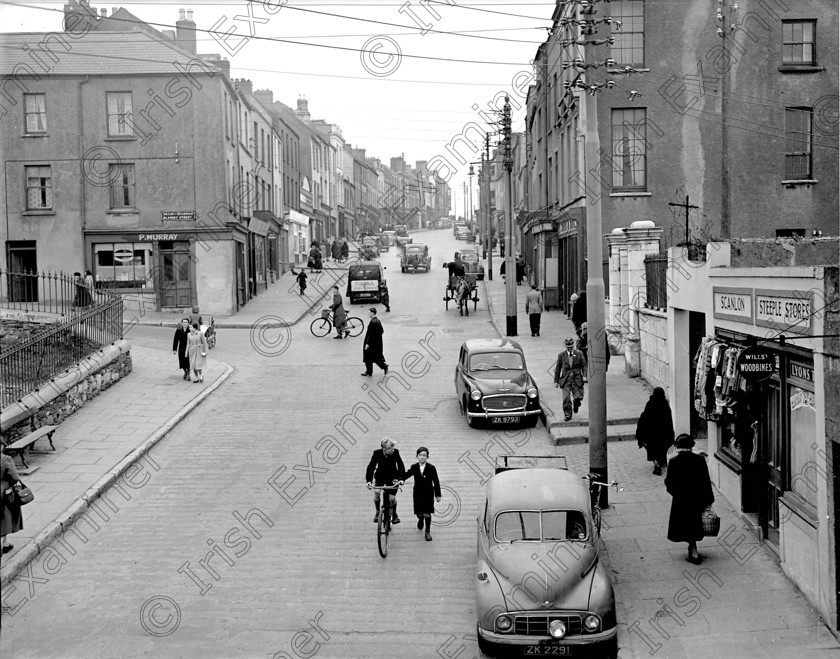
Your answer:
556,205 -> 585,314
287,210 -> 310,267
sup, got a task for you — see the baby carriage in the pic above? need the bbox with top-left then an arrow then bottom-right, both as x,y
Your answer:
203,317 -> 217,349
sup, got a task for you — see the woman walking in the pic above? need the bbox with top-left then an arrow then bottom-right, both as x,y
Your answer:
401,447 -> 441,541
172,318 -> 192,380
635,387 -> 675,475
665,434 -> 715,564
1,449 -> 24,555
340,239 -> 349,263
187,323 -> 209,382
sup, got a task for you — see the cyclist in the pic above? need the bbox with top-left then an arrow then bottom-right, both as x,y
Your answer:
365,438 -> 406,524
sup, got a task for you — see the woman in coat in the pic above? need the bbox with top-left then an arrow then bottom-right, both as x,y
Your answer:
665,434 -> 715,564
331,239 -> 342,262
401,446 -> 441,541
187,323 -> 209,382
1,450 -> 24,554
340,239 -> 349,262
572,290 -> 587,332
636,387 -> 675,475
172,318 -> 192,380
308,243 -> 323,271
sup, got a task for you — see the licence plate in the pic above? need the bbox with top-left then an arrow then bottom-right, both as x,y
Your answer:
491,416 -> 520,424
525,645 -> 570,656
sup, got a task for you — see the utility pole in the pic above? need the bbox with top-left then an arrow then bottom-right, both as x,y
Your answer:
485,133 -> 493,281
502,96 -> 517,336
669,195 -> 700,244
468,165 -> 474,233
716,1 -> 737,238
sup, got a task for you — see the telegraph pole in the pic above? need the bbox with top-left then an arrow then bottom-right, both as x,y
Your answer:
502,96 -> 517,336
485,133 -> 493,281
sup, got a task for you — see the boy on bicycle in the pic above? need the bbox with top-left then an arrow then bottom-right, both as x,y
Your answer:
365,438 -> 406,524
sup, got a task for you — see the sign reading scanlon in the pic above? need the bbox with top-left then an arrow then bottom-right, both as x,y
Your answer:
755,289 -> 812,333
713,287 -> 753,322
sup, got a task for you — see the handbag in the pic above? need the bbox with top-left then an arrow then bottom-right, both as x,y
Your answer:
701,505 -> 720,537
14,481 -> 34,505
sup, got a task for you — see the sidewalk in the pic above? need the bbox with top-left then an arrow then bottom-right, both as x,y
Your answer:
479,254 -> 652,440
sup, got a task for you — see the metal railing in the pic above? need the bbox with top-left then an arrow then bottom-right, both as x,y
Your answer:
0,268 -> 120,317
644,254 -> 668,310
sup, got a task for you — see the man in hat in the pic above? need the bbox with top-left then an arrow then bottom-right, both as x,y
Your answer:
525,284 -> 544,337
554,337 -> 587,421
365,438 -> 406,524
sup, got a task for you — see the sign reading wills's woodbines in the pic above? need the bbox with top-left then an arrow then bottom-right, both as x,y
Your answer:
737,347 -> 775,382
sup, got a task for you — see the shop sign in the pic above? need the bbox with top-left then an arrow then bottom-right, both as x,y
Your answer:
113,248 -> 134,263
737,347 -> 775,381
713,287 -> 753,322
788,362 -> 814,383
755,290 -> 812,333
161,211 -> 197,222
249,218 -> 269,236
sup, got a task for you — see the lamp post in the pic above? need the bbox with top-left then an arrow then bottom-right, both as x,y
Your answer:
502,96 -> 516,336
468,164 -> 475,236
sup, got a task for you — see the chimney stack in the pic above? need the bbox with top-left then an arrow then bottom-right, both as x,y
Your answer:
234,78 -> 253,95
295,95 -> 311,122
218,58 -> 230,79
176,7 -> 196,54
254,89 -> 274,108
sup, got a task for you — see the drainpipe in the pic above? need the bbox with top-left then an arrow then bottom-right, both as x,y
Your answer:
78,75 -> 90,270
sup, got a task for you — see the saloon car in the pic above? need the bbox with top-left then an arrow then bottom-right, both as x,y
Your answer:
455,339 -> 541,428
380,230 -> 397,250
360,235 -> 380,260
476,464 -> 618,657
401,243 -> 431,272
455,248 -> 485,280
395,225 -> 413,248
456,226 -> 471,240
346,261 -> 386,304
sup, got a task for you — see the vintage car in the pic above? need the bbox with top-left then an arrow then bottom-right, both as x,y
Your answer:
346,261 -> 386,304
401,243 -> 431,272
395,225 -> 413,248
455,339 -> 541,428
455,248 -> 485,280
380,230 -> 397,250
455,225 -> 471,241
476,460 -> 618,658
453,222 -> 467,236
360,235 -> 380,260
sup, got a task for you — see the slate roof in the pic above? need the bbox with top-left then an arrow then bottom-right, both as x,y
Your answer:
0,32 -> 219,76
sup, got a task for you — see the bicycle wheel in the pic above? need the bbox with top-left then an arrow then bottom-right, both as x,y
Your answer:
377,507 -> 389,558
310,317 -> 332,337
345,317 -> 364,337
592,506 -> 602,535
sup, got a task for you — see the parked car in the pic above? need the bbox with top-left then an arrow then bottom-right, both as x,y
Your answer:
395,225 -> 413,248
346,261 -> 386,304
454,339 -> 541,429
380,230 -> 397,250
455,248 -> 484,280
453,222 -> 467,236
476,459 -> 618,657
401,243 -> 431,272
456,226 -> 470,241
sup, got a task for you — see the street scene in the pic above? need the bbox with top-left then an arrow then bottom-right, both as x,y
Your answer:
1,1 -> 839,658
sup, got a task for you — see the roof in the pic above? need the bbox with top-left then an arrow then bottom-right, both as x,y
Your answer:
486,468 -> 590,513
0,32 -> 219,76
462,338 -> 524,353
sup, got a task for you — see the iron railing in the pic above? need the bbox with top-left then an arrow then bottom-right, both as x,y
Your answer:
644,254 -> 668,310
1,291 -> 124,409
0,268 -> 119,317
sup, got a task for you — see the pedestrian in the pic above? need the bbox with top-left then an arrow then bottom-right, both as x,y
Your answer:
554,337 -> 587,422
331,238 -> 342,262
331,285 -> 348,339
1,448 -> 24,555
365,438 -> 405,524
295,268 -> 308,295
172,318 -> 191,380
340,239 -> 349,263
308,243 -> 323,272
380,282 -> 391,312
401,446 -> 441,542
361,308 -> 388,376
187,323 -> 209,383
500,236 -> 506,258
516,255 -> 526,285
188,306 -> 202,330
525,284 -> 543,337
635,387 -> 675,475
665,433 -> 715,564
572,289 -> 587,333
325,237 -> 333,262
72,272 -> 84,307
83,269 -> 95,306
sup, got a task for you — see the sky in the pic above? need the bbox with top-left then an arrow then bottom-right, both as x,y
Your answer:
0,0 -> 554,213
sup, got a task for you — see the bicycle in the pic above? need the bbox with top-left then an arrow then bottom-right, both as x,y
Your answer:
582,473 -> 620,534
368,482 -> 401,558
310,309 -> 364,338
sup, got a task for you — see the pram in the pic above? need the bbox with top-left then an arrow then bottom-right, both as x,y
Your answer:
203,317 -> 217,349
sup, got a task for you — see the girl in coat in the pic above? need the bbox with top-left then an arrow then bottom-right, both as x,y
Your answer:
187,323 -> 209,382
635,387 -> 675,475
172,318 -> 191,380
401,447 -> 441,541
1,450 -> 24,554
665,434 -> 714,564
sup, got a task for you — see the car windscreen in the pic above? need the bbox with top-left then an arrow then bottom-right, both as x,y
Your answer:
406,246 -> 423,253
349,266 -> 381,279
495,510 -> 588,542
460,252 -> 478,262
469,352 -> 524,372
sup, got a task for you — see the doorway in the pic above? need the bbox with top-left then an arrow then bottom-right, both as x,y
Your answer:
758,380 -> 783,549
6,240 -> 38,302
688,311 -> 707,438
159,241 -> 192,308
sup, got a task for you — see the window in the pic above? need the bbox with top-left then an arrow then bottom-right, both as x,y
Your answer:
611,108 -> 647,190
789,385 -> 817,511
25,165 -> 52,209
94,242 -> 153,288
494,510 -> 588,542
106,92 -> 133,136
610,0 -> 645,67
109,163 -> 136,208
782,20 -> 816,66
24,93 -> 47,133
784,108 -> 812,180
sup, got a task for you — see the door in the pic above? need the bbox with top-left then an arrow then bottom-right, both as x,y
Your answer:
236,242 -> 246,308
759,381 -> 784,548
159,241 -> 192,308
688,312 -> 707,439
6,240 -> 38,302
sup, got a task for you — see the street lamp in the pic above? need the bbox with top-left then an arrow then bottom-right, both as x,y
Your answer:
468,165 -> 474,234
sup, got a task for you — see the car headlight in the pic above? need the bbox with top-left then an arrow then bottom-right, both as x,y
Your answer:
496,615 -> 513,633
583,615 -> 601,632
527,387 -> 538,398
549,619 -> 566,639
470,389 -> 482,401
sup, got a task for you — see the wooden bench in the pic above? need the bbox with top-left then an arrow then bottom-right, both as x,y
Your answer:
4,425 -> 59,469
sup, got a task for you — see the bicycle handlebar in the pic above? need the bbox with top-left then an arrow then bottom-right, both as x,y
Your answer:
368,483 -> 402,491
582,474 -> 619,488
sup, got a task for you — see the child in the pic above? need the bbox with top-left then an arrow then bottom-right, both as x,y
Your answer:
401,446 -> 441,541
295,269 -> 308,295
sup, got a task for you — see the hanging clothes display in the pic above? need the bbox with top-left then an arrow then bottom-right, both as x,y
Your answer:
693,336 -> 748,420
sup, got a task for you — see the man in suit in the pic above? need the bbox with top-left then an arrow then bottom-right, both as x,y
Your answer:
365,438 -> 406,524
554,337 -> 587,421
525,284 -> 544,337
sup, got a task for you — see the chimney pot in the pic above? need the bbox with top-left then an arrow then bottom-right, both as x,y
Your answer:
187,9 -> 193,21
179,8 -> 186,20
100,8 -> 107,17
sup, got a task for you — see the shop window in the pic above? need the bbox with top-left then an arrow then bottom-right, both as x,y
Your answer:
94,242 -> 153,289
24,93 -> 47,133
782,20 -> 816,66
109,164 -> 136,209
106,92 -> 133,136
25,165 -> 52,210
255,238 -> 266,282
788,386 -> 818,511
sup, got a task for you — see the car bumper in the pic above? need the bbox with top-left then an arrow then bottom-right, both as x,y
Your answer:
477,625 -> 617,648
467,408 -> 541,418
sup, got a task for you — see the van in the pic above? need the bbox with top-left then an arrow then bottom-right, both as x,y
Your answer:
346,261 -> 386,304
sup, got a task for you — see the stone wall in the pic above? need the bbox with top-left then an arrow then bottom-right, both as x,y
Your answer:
0,319 -> 54,346
3,351 -> 133,443
638,307 -> 669,394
